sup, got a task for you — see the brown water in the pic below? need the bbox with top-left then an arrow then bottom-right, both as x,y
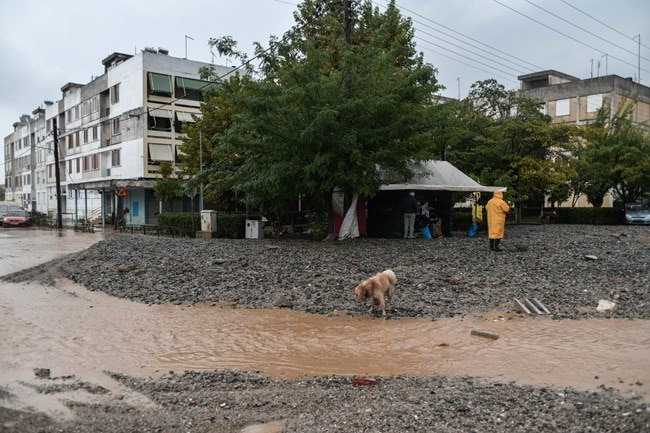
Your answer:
1,229 -> 649,420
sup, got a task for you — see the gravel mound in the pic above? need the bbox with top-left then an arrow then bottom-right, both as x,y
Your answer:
10,224 -> 649,320
2,224 -> 649,432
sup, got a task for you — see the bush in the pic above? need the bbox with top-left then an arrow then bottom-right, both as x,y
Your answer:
556,207 -> 625,225
157,212 -> 200,237
216,214 -> 247,239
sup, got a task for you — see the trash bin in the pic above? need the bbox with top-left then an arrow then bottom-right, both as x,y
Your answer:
245,219 -> 264,239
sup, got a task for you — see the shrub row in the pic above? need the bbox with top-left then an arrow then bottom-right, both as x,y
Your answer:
555,207 -> 625,225
157,212 -> 247,238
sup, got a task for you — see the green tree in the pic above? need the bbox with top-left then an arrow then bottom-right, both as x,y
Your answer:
578,102 -> 650,205
153,162 -> 183,212
193,0 -> 441,235
448,80 -> 576,220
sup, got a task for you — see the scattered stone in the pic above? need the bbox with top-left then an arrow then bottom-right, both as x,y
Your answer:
596,300 -> 617,312
33,368 -> 50,378
470,329 -> 500,340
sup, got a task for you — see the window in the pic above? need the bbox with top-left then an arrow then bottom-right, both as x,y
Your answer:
148,143 -> 174,163
92,154 -> 99,170
92,125 -> 98,141
111,118 -> 120,135
176,111 -> 195,123
148,72 -> 173,97
76,158 -> 80,173
147,109 -> 173,131
175,77 -> 208,101
111,83 -> 120,104
68,160 -> 72,174
112,149 -> 121,166
555,99 -> 570,116
83,156 -> 89,172
586,94 -> 602,113
83,128 -> 89,144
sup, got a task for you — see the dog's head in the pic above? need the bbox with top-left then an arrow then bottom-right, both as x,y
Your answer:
354,283 -> 369,302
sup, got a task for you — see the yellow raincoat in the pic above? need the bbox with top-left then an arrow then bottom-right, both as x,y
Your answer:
486,190 -> 510,240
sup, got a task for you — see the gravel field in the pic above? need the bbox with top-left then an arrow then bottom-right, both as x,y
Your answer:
2,224 -> 649,432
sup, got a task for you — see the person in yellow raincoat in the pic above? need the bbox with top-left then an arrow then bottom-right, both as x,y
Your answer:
485,190 -> 509,251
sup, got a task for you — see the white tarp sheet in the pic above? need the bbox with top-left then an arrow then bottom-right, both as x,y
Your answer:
379,160 -> 505,193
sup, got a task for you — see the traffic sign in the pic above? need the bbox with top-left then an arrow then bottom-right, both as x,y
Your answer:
117,187 -> 128,197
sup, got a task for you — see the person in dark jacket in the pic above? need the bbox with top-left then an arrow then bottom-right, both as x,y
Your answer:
402,191 -> 418,238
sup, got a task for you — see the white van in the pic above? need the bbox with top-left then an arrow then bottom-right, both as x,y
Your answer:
0,201 -> 23,224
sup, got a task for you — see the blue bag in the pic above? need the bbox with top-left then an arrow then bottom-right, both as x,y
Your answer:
467,222 -> 478,238
422,225 -> 432,239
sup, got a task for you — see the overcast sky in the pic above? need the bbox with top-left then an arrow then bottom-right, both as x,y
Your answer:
1,0 -> 649,182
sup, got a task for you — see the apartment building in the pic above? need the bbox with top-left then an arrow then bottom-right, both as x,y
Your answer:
518,70 -> 650,128
518,70 -> 650,207
3,49 -> 235,226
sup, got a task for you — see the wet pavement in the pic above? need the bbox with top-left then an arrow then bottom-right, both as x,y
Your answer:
1,227 -> 649,419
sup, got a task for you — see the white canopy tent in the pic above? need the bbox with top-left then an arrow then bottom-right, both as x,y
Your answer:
379,160 -> 505,193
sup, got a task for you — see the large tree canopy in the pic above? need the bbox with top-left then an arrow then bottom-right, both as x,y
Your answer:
575,102 -> 650,205
182,0 -> 441,231
446,79 -> 576,219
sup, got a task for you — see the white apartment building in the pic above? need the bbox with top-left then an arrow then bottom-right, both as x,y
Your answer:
3,49 -> 235,226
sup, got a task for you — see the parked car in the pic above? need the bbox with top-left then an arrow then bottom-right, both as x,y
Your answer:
0,201 -> 23,224
625,202 -> 650,225
2,210 -> 32,227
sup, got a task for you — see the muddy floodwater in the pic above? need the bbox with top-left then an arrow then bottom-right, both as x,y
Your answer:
1,228 -> 649,418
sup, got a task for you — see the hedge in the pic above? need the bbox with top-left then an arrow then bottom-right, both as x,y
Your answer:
555,207 -> 625,225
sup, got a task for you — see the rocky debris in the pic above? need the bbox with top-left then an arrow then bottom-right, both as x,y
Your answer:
7,224 -> 646,321
1,224 -> 649,432
3,371 -> 647,432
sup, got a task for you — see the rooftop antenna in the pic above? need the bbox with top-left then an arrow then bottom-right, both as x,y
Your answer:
185,35 -> 194,59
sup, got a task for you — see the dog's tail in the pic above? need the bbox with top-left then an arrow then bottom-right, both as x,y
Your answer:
383,269 -> 397,285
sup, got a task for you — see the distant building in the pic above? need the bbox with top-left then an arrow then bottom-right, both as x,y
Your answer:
3,49 -> 236,226
518,70 -> 650,128
518,70 -> 650,208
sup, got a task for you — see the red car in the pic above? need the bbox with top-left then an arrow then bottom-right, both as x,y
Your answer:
3,210 -> 31,227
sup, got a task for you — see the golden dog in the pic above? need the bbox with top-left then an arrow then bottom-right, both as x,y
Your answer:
354,270 -> 397,316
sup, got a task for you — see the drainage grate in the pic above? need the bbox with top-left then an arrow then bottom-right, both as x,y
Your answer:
514,298 -> 551,315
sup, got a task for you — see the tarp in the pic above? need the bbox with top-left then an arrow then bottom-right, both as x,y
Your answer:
379,160 -> 505,193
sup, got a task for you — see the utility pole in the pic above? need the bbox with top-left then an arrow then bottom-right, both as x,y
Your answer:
52,117 -> 63,229
185,35 -> 194,59
199,129 -> 204,211
344,0 -> 352,44
634,35 -> 641,82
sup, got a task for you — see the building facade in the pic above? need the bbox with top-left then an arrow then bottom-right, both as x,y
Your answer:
3,49 -> 234,226
518,70 -> 650,207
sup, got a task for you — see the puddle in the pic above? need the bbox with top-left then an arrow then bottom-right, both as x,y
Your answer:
1,278 -> 648,405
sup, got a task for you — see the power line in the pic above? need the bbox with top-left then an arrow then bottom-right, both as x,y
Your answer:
559,0 -> 650,50
415,40 -> 518,85
384,1 -> 545,71
410,19 -> 536,75
522,0 -> 649,62
415,36 -> 525,79
491,0 -> 650,75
